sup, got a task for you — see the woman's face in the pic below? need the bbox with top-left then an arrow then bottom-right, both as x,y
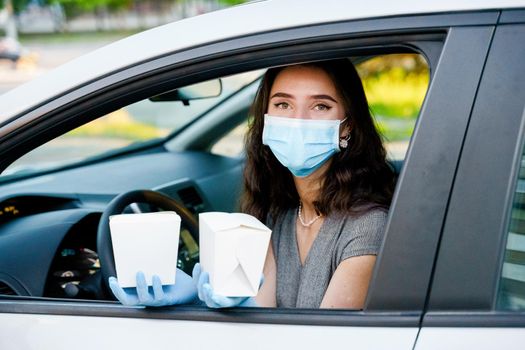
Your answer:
267,65 -> 346,121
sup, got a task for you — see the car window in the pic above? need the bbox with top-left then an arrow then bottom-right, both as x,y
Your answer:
0,52 -> 434,308
1,71 -> 263,178
498,149 -> 525,310
211,53 -> 430,162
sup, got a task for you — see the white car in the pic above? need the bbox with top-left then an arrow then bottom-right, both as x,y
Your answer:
1,1 -> 525,349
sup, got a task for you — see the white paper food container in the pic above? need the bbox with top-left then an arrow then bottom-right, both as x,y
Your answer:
199,212 -> 271,297
109,211 -> 181,288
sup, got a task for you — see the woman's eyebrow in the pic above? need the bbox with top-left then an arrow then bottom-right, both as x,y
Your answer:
270,92 -> 338,103
311,94 -> 338,103
270,92 -> 294,99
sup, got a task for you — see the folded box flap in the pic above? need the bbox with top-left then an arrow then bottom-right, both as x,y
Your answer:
235,233 -> 270,292
199,212 -> 238,231
233,213 -> 270,231
200,212 -> 270,232
110,211 -> 181,223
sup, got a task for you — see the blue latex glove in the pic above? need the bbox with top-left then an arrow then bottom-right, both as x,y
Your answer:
192,263 -> 259,308
108,268 -> 198,307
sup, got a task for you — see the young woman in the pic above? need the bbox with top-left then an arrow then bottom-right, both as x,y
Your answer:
109,59 -> 395,309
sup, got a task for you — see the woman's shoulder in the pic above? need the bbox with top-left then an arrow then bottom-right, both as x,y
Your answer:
351,206 -> 388,225
331,205 -> 388,260
331,205 -> 388,227
329,205 -> 388,242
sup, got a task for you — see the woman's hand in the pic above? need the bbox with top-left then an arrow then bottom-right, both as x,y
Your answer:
192,263 -> 258,308
108,268 -> 198,307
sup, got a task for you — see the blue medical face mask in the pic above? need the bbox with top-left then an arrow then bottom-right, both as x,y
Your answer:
262,114 -> 346,177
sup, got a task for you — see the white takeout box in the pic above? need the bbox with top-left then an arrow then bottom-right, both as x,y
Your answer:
199,212 -> 271,297
109,211 -> 181,288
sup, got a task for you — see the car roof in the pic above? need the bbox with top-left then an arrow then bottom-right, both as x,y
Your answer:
1,0 -> 524,123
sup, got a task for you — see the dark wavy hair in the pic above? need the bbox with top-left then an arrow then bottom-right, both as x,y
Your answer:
240,59 -> 395,222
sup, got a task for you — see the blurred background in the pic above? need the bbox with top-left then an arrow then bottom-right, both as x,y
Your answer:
0,0 -> 244,94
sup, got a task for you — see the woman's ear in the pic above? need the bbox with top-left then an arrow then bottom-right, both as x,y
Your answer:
339,123 -> 352,149
340,119 -> 352,137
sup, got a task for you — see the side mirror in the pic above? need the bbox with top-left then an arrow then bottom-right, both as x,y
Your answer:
149,79 -> 222,104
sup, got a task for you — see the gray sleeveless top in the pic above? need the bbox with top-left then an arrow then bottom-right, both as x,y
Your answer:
270,207 -> 387,308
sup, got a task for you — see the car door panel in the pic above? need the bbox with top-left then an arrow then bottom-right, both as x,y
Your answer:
367,25 -> 494,310
415,327 -> 525,350
0,313 -> 419,350
0,303 -> 420,350
416,21 -> 525,350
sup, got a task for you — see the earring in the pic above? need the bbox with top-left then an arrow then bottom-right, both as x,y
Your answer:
339,134 -> 351,149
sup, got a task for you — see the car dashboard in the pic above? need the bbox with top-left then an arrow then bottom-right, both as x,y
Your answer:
0,150 -> 244,299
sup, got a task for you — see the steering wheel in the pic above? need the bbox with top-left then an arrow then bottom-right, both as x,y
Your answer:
97,189 -> 199,297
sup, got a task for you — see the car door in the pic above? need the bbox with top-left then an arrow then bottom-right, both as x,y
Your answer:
415,10 -> 525,350
0,11 -> 497,350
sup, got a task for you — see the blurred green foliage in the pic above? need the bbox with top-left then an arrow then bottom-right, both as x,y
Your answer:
66,109 -> 168,140
1,0 -> 247,14
0,0 -> 132,14
358,54 -> 429,118
219,0 -> 246,4
357,54 -> 429,141
49,0 -> 132,11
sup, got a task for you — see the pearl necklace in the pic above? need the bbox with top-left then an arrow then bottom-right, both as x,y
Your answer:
298,202 -> 322,227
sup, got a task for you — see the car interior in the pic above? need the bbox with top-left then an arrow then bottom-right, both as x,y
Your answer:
0,53 -> 427,304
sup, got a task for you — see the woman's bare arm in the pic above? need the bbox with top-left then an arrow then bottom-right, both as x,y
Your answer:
255,242 -> 277,307
320,255 -> 377,309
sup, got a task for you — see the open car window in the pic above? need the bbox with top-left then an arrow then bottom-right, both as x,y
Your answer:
0,53 -> 431,306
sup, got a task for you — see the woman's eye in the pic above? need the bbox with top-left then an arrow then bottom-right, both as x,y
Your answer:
314,104 -> 331,111
274,102 -> 290,109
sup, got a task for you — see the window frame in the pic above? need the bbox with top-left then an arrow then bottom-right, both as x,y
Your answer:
424,18 -> 525,327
